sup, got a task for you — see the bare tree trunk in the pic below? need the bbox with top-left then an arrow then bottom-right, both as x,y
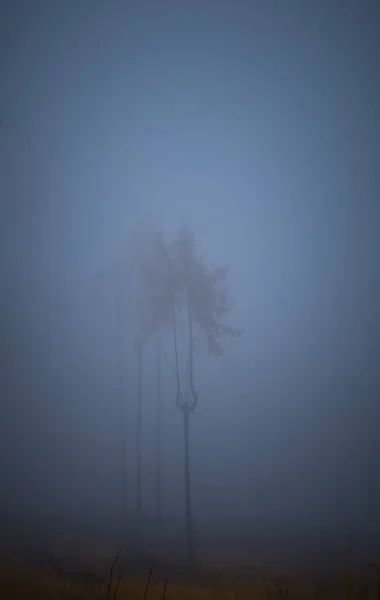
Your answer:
155,334 -> 162,542
172,301 -> 196,562
187,305 -> 197,405
183,408 -> 194,562
116,295 -> 127,539
136,341 -> 143,545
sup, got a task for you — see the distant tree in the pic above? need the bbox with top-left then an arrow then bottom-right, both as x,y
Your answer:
133,230 -> 176,546
155,332 -> 162,537
115,291 -> 127,537
89,233 -> 170,547
132,280 -> 159,546
88,256 -> 130,542
93,236 -> 160,548
142,224 -> 240,561
171,224 -> 240,561
133,307 -> 144,545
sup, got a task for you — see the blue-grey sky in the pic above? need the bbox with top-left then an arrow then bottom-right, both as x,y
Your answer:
0,0 -> 379,561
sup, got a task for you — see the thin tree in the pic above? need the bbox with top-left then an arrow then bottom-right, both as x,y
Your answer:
171,224 -> 240,562
144,224 -> 240,561
89,237 -> 167,546
133,231 -> 176,546
135,320 -> 143,545
141,233 -> 177,539
88,257 -> 131,543
155,332 -> 162,540
132,299 -> 151,547
148,237 -> 182,543
116,291 -> 127,538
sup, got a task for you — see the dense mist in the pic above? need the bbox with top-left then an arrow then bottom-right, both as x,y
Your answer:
0,0 -> 379,569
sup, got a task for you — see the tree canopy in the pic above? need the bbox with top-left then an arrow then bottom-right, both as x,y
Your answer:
136,223 -> 240,356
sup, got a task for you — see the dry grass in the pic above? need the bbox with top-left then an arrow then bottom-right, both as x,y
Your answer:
0,555 -> 378,600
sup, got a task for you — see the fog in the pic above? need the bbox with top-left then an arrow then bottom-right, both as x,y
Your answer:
0,0 -> 379,569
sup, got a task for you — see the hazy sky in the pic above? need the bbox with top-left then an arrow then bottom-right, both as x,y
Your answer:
0,0 -> 379,548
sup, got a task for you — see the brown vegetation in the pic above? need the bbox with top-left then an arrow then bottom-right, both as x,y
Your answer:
0,552 -> 378,600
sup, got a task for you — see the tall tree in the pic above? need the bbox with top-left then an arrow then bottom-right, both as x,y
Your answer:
144,224 -> 240,561
171,224 -> 240,562
133,230 -> 176,546
135,321 -> 143,545
144,235 -> 171,543
88,257 -> 131,543
132,296 -> 152,546
155,332 -> 162,539
116,291 -> 127,538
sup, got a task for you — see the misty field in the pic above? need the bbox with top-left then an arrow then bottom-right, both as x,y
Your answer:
2,2 -> 379,599
0,514 -> 378,600
0,548 -> 378,600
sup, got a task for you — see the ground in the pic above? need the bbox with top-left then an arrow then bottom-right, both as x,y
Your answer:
0,515 -> 377,599
0,551 -> 376,600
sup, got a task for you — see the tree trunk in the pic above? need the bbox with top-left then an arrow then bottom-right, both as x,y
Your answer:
172,300 -> 195,561
187,305 -> 197,405
116,295 -> 127,539
183,408 -> 195,562
155,335 -> 162,542
136,342 -> 143,545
